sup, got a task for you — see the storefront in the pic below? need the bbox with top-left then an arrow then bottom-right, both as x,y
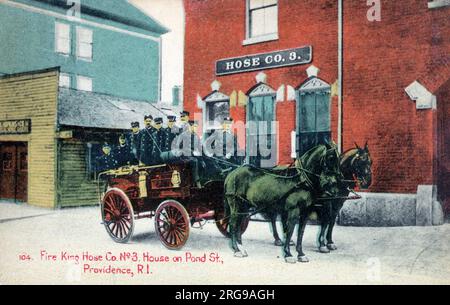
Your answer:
0,68 -> 163,208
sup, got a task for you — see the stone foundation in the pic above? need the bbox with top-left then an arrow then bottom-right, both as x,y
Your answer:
338,185 -> 445,227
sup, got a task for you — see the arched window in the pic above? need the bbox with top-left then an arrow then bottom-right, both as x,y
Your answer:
203,90 -> 230,134
246,83 -> 277,168
295,77 -> 331,156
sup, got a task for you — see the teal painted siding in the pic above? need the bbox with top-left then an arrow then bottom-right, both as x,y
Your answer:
0,1 -> 162,101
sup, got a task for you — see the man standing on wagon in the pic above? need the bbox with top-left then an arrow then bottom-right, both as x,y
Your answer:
162,115 -> 179,152
141,117 -> 167,166
113,133 -> 133,167
173,120 -> 203,187
179,111 -> 190,132
126,121 -> 141,165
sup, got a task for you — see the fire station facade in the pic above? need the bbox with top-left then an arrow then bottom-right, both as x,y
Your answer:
182,0 -> 450,226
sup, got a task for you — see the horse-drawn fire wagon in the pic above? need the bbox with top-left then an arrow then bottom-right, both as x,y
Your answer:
98,162 -> 249,250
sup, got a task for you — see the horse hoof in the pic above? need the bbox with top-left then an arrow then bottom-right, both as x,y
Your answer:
319,246 -> 330,253
298,256 -> 310,263
289,240 -> 295,246
327,243 -> 337,251
274,240 -> 283,246
234,251 -> 247,258
284,257 -> 297,264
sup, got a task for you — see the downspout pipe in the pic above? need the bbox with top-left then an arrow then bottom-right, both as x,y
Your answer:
338,0 -> 343,153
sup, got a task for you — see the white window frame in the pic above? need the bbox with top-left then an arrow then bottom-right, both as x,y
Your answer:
59,73 -> 71,88
243,0 -> 279,46
76,26 -> 93,61
55,22 -> 71,55
428,0 -> 450,9
77,75 -> 93,92
202,91 -> 231,132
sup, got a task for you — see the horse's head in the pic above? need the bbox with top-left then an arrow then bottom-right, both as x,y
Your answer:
350,142 -> 372,189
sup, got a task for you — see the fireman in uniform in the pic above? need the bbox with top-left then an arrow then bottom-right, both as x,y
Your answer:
143,114 -> 155,132
173,120 -> 202,187
162,115 -> 179,152
179,111 -> 190,132
113,134 -> 132,167
220,117 -> 239,164
140,117 -> 165,166
126,121 -> 141,165
95,143 -> 118,172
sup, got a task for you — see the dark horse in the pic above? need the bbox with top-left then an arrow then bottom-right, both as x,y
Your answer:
268,142 -> 372,253
315,142 -> 372,252
223,144 -> 342,263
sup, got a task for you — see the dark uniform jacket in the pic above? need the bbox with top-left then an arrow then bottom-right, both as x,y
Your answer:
126,131 -> 142,163
95,153 -> 118,173
140,127 -> 164,165
113,144 -> 132,167
162,126 -> 180,152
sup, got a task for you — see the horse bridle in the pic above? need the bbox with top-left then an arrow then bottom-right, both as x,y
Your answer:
348,151 -> 370,187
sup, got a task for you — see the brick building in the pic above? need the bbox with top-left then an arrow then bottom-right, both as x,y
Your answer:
182,0 -> 449,225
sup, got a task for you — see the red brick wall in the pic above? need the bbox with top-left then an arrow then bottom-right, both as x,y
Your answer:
342,0 -> 448,193
183,0 -> 448,195
183,0 -> 338,165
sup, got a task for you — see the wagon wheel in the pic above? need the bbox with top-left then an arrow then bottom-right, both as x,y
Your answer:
155,200 -> 190,250
101,188 -> 135,243
215,208 -> 250,238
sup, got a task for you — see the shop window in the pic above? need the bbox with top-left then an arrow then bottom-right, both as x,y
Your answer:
203,91 -> 230,132
76,26 -> 93,61
77,75 -> 93,92
246,83 -> 277,168
245,0 -> 278,45
295,77 -> 331,156
55,22 -> 71,55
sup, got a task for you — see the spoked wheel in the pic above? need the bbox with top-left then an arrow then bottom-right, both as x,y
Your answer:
101,188 -> 135,243
155,200 -> 190,250
215,208 -> 250,238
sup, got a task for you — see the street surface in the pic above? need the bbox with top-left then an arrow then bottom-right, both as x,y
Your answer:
0,202 -> 449,285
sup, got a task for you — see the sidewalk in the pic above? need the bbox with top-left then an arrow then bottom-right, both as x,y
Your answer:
0,201 -> 55,223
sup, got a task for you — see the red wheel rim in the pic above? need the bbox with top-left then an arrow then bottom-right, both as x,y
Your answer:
215,209 -> 249,238
155,200 -> 189,250
101,188 -> 134,243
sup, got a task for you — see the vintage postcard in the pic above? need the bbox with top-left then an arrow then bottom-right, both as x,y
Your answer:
0,0 -> 449,290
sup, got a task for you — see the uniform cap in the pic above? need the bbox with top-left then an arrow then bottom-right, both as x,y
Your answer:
154,117 -> 163,124
180,111 -> 190,117
167,115 -> 176,122
144,115 -> 153,120
131,121 -> 140,128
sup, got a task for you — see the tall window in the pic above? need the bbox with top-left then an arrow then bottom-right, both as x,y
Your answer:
247,0 -> 278,40
296,77 -> 331,156
76,26 -> 93,61
246,83 -> 277,168
55,22 -> 71,55
77,75 -> 93,92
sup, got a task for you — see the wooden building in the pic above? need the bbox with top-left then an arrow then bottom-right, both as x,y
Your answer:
0,68 -> 162,208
